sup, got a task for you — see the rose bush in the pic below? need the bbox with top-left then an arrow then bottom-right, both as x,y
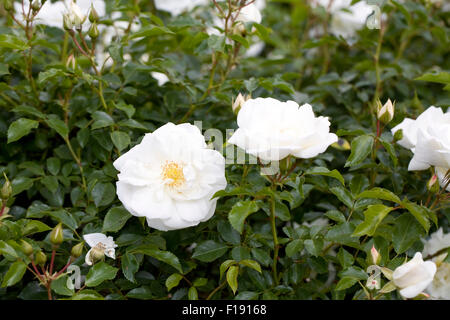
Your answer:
0,0 -> 449,301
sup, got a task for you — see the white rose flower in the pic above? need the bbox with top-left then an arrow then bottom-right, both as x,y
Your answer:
392,252 -> 437,299
391,106 -> 447,151
228,97 -> 338,161
153,0 -> 209,16
151,72 -> 170,86
391,106 -> 450,191
83,233 -> 117,266
427,262 -> 450,300
312,0 -> 375,40
113,123 -> 227,231
422,228 -> 450,258
15,0 -> 104,28
235,3 -> 262,24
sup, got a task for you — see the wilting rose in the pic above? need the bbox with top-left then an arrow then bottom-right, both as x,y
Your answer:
113,123 -> 227,231
83,233 -> 117,266
228,97 -> 337,161
393,252 -> 437,299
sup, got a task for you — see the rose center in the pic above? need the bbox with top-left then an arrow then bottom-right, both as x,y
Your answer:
161,161 -> 185,187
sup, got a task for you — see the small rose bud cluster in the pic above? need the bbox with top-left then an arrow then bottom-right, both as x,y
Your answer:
63,1 -> 99,37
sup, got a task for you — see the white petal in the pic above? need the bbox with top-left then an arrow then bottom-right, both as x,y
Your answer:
83,233 -> 108,248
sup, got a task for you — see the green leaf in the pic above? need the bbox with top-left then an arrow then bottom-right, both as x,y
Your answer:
344,135 -> 374,167
0,63 -> 9,76
85,262 -> 119,287
415,71 -> 450,84
188,287 -> 198,300
226,266 -> 239,294
46,115 -> 69,139
122,253 -> 139,283
357,187 -> 401,204
113,101 -> 135,119
228,201 -> 260,233
46,157 -> 61,175
337,247 -> 354,269
91,182 -> 115,207
92,111 -> 114,130
0,34 -> 29,50
352,204 -> 393,237
2,261 -> 27,287
131,247 -> 182,273
230,34 -> 250,48
239,260 -> 262,273
220,260 -> 237,280
130,25 -> 175,39
392,214 -> 424,254
274,200 -> 291,221
330,186 -> 354,208
165,273 -> 183,292
7,118 -> 39,143
304,239 -> 324,257
37,68 -> 67,85
286,239 -> 304,257
111,131 -> 131,152
0,241 -> 19,258
335,277 -> 357,290
192,240 -> 228,263
207,34 -> 226,53
70,289 -> 104,300
305,167 -> 345,186
102,207 -> 132,232
402,200 -> 430,232
41,176 -> 58,193
11,177 -> 34,196
193,278 -> 208,287
51,275 -> 74,296
49,209 -> 78,231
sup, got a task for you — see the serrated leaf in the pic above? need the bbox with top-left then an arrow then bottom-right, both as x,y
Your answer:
305,167 -> 345,185
239,260 -> 262,273
357,187 -> 401,204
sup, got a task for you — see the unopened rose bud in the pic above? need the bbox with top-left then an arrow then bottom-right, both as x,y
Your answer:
1,175 -> 12,200
371,245 -> 381,265
377,99 -> 395,124
50,223 -> 64,245
20,240 -> 34,256
393,129 -> 403,142
66,54 -> 76,70
232,93 -> 250,114
69,0 -> 86,30
63,13 -> 73,31
88,22 -> 99,39
88,4 -> 99,23
71,242 -> 84,258
88,246 -> 105,265
35,251 -> 47,266
427,174 -> 440,193
31,0 -> 40,12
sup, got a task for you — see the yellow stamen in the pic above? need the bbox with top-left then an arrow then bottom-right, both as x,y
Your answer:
161,161 -> 185,187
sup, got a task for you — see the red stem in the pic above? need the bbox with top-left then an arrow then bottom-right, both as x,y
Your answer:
0,203 -> 5,217
31,260 -> 44,281
54,258 -> 74,278
49,250 -> 56,275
